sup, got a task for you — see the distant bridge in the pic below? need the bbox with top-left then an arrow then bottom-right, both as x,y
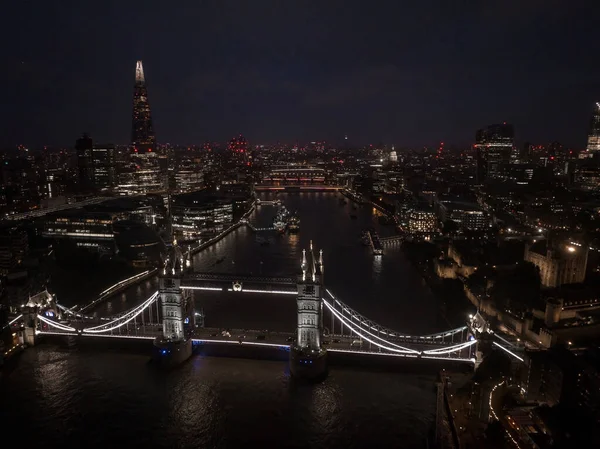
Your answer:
254,185 -> 342,192
379,235 -> 404,246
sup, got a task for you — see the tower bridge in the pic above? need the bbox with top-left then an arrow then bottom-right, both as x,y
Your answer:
21,239 -> 525,378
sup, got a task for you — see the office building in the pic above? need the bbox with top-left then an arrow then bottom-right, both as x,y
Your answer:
92,144 -> 117,189
587,102 -> 600,153
475,123 -> 514,182
174,169 -> 204,193
408,207 -> 437,235
575,159 -> 600,191
116,162 -> 164,195
171,191 -> 234,238
437,200 -> 489,231
131,60 -> 155,152
42,210 -> 117,254
76,133 -> 94,191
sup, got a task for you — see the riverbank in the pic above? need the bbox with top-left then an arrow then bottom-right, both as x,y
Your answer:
187,202 -> 256,255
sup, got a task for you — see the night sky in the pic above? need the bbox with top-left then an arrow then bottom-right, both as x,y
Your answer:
2,1 -> 599,148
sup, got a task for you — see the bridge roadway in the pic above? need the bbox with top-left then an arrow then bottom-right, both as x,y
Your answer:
38,325 -> 473,360
182,273 -> 296,289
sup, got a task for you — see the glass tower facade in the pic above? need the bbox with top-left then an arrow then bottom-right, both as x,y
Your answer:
587,102 -> 600,153
131,60 -> 155,152
475,123 -> 514,182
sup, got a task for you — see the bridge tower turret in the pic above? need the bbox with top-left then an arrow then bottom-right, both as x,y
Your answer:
152,239 -> 193,365
290,241 -> 328,380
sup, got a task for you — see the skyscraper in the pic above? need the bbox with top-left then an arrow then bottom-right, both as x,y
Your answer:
586,102 -> 600,153
475,123 -> 514,182
76,133 -> 94,191
131,60 -> 155,152
92,144 -> 116,189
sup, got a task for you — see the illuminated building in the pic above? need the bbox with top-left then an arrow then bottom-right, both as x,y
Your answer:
92,144 -> 116,189
174,169 -> 204,193
525,240 -> 588,288
575,160 -> 600,191
42,210 -> 117,254
475,123 -> 514,182
228,135 -> 248,154
171,192 -> 235,238
586,102 -> 600,153
76,133 -> 94,191
437,201 -> 489,231
116,161 -> 164,195
131,60 -> 155,152
408,207 -> 437,235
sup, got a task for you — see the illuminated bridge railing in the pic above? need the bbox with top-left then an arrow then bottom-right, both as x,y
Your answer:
37,286 -> 479,364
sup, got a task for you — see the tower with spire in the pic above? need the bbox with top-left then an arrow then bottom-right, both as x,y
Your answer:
152,228 -> 194,364
131,60 -> 156,152
290,240 -> 328,379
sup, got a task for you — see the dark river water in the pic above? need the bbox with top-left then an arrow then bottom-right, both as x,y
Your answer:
1,192 -> 463,448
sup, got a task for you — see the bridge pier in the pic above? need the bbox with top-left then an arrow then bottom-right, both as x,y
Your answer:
290,244 -> 328,380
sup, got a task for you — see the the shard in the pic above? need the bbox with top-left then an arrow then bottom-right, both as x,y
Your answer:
131,60 -> 155,151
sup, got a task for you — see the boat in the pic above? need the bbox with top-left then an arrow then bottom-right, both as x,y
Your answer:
288,213 -> 300,233
273,205 -> 290,232
273,219 -> 286,232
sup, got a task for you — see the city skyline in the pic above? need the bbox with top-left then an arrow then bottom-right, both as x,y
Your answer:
1,1 -> 599,148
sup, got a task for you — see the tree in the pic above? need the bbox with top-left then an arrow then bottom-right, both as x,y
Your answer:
490,262 -> 541,310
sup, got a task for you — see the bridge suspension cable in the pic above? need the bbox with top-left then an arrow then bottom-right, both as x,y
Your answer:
325,289 -> 467,340
323,294 -> 421,354
2,314 -> 23,331
421,340 -> 477,355
82,291 -> 159,334
37,314 -> 76,332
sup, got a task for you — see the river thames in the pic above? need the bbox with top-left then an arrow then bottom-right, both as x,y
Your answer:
1,192 -> 463,448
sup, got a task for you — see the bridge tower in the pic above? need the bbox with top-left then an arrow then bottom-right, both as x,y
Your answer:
290,241 -> 327,380
152,239 -> 193,365
21,306 -> 38,346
